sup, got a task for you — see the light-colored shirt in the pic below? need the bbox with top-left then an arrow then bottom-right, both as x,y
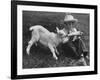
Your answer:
69,28 -> 78,41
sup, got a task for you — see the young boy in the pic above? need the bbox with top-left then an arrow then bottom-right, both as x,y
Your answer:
63,14 -> 86,58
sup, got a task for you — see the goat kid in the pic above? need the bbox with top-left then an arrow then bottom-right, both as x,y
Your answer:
26,25 -> 68,60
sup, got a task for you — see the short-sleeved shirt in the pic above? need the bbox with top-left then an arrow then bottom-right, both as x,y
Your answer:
69,28 -> 77,41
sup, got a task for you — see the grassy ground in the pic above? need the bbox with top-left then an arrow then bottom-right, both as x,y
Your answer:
23,11 -> 90,69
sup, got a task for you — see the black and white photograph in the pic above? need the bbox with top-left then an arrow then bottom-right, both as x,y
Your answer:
11,1 -> 97,79
23,11 -> 89,68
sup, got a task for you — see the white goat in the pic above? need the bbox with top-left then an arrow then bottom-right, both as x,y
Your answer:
26,25 -> 68,60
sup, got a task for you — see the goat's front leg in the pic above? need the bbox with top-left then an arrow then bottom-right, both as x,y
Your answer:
48,44 -> 58,60
55,47 -> 59,55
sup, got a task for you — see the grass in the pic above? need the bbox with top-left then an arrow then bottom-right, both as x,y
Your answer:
23,50 -> 88,68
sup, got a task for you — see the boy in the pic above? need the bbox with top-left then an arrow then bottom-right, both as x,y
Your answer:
63,14 -> 87,58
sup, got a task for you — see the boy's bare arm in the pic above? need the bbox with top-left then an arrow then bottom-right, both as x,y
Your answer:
68,31 -> 83,36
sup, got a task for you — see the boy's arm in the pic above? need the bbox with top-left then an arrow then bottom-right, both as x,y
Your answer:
68,31 -> 83,36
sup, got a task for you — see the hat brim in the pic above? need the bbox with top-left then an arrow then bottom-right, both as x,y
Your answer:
64,19 -> 78,23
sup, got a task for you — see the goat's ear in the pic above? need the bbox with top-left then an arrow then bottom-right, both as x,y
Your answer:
56,27 -> 59,33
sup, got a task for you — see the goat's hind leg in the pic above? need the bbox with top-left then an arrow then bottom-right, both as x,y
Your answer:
26,31 -> 39,55
26,39 -> 35,55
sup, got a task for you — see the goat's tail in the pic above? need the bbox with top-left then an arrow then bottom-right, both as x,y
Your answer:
29,26 -> 35,31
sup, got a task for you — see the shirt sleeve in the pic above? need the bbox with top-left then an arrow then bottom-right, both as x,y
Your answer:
69,28 -> 77,33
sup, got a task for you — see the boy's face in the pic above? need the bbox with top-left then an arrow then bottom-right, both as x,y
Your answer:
64,21 -> 75,28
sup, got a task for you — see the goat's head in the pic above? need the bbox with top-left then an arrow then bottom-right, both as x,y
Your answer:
56,27 -> 66,37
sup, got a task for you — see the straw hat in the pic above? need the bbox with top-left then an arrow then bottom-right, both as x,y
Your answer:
64,14 -> 78,23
